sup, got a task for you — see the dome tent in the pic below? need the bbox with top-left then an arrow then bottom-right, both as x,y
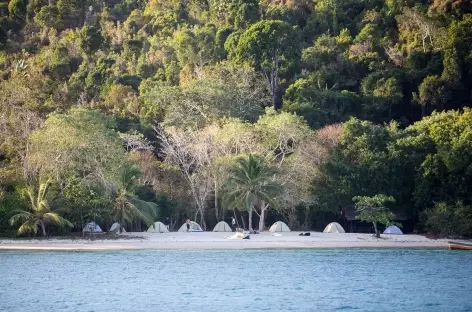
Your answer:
83,222 -> 102,233
148,221 -> 169,233
323,222 -> 345,233
213,221 -> 232,232
178,221 -> 203,232
109,222 -> 126,233
269,221 -> 290,232
383,225 -> 403,235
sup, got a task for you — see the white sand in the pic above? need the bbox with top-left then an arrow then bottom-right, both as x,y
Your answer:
0,232 -> 448,251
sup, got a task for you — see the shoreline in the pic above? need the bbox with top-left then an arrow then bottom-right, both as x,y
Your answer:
0,232 -> 449,251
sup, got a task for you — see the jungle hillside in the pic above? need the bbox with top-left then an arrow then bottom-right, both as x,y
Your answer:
1,0 -> 472,237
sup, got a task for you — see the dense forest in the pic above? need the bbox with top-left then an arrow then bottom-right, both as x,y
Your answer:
0,0 -> 471,237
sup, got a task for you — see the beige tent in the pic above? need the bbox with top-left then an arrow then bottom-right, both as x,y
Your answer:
213,221 -> 232,232
109,222 -> 126,233
147,221 -> 169,233
323,222 -> 345,233
269,221 -> 291,232
178,221 -> 203,232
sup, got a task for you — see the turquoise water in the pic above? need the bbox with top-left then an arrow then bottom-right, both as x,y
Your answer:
1,249 -> 471,312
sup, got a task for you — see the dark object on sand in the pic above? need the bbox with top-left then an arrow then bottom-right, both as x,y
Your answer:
243,235 -> 250,239
448,241 -> 472,250
299,232 -> 311,236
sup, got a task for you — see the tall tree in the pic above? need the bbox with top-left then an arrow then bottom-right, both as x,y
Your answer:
113,165 -> 158,233
224,154 -> 283,232
353,194 -> 396,238
234,20 -> 301,110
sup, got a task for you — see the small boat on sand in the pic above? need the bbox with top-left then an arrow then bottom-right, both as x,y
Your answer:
448,241 -> 472,250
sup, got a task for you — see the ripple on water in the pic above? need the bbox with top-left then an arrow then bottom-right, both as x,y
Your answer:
0,249 -> 471,312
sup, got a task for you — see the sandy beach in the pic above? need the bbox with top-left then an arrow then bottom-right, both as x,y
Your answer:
0,232 -> 448,251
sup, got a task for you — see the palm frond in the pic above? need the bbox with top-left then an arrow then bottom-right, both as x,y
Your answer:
43,213 -> 73,228
9,211 -> 34,226
17,219 -> 38,236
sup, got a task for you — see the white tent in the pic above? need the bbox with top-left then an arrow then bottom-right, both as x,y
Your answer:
178,221 -> 203,232
323,222 -> 345,233
213,221 -> 232,232
269,221 -> 290,232
109,222 -> 126,233
147,221 -> 169,233
383,225 -> 403,235
83,222 -> 102,233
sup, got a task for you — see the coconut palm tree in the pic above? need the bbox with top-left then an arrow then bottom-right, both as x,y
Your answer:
224,155 -> 283,232
113,165 -> 158,233
9,179 -> 72,236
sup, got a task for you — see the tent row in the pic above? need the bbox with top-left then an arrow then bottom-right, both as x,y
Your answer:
84,220 -> 403,234
322,222 -> 403,234
83,222 -> 126,233
146,220 -> 293,233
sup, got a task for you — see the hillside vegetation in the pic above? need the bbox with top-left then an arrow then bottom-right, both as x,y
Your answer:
1,0 -> 471,236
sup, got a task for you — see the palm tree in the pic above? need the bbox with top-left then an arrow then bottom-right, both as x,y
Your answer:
9,179 -> 72,236
113,165 -> 158,233
224,155 -> 283,232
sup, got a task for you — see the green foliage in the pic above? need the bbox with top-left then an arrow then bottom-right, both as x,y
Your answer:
113,165 -> 158,232
35,5 -> 61,29
353,194 -> 396,237
418,75 -> 451,111
28,108 -> 125,185
224,154 -> 283,230
235,20 -> 300,75
8,0 -> 27,21
423,201 -> 472,237
9,179 -> 73,236
79,26 -> 103,54
0,190 -> 27,235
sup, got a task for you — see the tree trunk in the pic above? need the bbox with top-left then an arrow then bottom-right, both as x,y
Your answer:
259,208 -> 265,232
120,210 -> 124,234
41,220 -> 46,237
373,222 -> 380,238
214,178 -> 219,221
233,210 -> 239,228
248,207 -> 253,232
258,202 -> 269,232
238,209 -> 246,230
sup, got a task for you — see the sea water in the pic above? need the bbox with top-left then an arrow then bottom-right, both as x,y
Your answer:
1,249 -> 471,312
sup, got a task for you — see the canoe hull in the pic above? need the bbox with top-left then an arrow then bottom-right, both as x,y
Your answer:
448,241 -> 472,250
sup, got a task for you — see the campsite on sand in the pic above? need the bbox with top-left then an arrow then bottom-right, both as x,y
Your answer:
0,231 -> 447,251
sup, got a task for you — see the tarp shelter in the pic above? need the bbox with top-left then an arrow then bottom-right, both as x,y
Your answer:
147,221 -> 169,233
383,225 -> 403,235
109,222 -> 126,233
213,221 -> 232,232
178,221 -> 203,232
323,222 -> 345,233
83,222 -> 102,233
269,221 -> 290,232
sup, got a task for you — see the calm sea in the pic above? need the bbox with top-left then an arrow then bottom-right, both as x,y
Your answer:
1,249 -> 471,312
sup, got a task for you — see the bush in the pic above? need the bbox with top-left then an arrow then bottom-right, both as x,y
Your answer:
0,191 -> 28,235
423,202 -> 472,237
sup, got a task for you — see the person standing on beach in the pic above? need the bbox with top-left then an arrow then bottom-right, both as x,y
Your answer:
185,218 -> 190,232
164,217 -> 170,230
231,217 -> 236,232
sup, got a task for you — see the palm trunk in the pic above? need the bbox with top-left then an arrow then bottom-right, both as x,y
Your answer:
259,208 -> 265,232
248,207 -> 253,232
40,220 -> 46,237
258,202 -> 269,232
238,209 -> 246,230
